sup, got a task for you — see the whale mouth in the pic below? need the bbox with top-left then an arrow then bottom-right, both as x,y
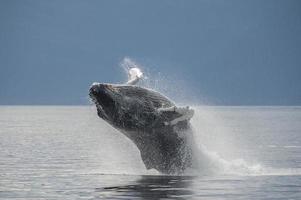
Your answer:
89,83 -> 112,120
89,91 -> 107,119
89,92 -> 108,118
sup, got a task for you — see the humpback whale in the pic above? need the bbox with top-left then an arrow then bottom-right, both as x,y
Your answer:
89,70 -> 197,174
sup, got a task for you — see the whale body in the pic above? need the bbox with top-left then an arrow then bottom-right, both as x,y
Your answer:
89,83 -> 197,174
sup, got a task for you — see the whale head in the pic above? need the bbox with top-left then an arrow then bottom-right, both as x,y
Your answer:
89,82 -> 174,131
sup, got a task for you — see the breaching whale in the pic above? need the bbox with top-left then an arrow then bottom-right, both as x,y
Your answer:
89,70 -> 197,174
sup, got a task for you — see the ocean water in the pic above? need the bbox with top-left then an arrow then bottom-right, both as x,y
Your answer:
0,106 -> 301,199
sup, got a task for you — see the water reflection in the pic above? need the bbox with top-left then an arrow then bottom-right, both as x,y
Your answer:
95,175 -> 194,199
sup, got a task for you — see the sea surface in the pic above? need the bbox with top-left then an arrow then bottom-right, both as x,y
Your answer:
0,106 -> 301,199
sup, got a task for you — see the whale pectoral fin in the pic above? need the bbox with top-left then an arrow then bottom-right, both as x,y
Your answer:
157,106 -> 194,126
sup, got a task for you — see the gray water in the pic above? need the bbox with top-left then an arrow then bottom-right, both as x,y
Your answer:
0,106 -> 301,199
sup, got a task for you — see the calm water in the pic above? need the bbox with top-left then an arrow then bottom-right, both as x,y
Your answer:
0,106 -> 301,199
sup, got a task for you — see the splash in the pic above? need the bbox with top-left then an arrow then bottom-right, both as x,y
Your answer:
120,57 -> 146,84
196,145 -> 264,176
124,67 -> 144,85
119,57 -> 196,104
117,57 -> 301,177
118,57 -> 262,176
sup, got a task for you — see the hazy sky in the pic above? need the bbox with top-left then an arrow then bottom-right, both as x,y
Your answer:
0,0 -> 300,105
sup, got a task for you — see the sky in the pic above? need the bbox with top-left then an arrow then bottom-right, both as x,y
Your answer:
0,0 -> 300,105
